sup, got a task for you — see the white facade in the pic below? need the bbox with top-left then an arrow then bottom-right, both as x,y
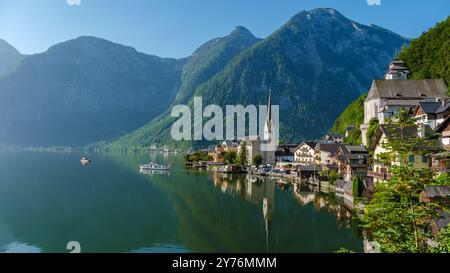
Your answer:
294,143 -> 316,164
318,151 -> 334,165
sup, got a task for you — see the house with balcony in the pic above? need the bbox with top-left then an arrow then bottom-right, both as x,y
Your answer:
413,100 -> 450,130
315,143 -> 340,165
294,141 -> 317,165
368,124 -> 439,183
336,145 -> 370,182
431,115 -> 450,173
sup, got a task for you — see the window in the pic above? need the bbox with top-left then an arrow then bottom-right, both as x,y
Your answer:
422,156 -> 428,163
409,155 -> 415,163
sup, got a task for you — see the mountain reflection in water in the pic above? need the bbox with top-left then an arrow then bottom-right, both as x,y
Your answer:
0,152 -> 363,253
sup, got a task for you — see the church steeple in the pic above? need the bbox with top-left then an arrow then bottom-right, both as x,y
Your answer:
263,90 -> 273,141
384,57 -> 409,80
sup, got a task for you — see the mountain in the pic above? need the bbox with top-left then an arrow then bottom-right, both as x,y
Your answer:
108,27 -> 261,149
110,8 -> 408,149
0,39 -> 24,78
330,15 -> 450,143
174,26 -> 261,105
0,36 -> 184,146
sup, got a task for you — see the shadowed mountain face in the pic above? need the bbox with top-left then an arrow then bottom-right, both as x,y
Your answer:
174,26 -> 261,105
0,37 -> 184,146
111,8 -> 409,148
0,39 -> 24,78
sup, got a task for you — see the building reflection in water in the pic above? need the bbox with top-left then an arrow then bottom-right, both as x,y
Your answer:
211,173 -> 356,247
293,182 -> 354,229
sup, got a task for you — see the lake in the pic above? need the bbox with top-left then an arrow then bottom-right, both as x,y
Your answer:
0,151 -> 363,253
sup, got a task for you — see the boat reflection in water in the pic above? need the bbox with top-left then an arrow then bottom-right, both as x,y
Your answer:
139,169 -> 170,176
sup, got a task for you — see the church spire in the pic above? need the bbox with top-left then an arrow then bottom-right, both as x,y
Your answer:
263,89 -> 273,141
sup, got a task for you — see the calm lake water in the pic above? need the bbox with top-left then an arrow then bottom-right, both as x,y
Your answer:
0,151 -> 363,253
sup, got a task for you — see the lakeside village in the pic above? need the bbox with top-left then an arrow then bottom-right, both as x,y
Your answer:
185,58 -> 450,252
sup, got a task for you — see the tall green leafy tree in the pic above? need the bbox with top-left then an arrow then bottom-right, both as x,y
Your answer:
223,151 -> 237,165
252,154 -> 263,167
352,176 -> 364,200
238,142 -> 248,166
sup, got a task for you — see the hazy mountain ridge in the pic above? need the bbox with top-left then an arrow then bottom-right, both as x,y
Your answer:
0,39 -> 25,78
0,36 -> 185,146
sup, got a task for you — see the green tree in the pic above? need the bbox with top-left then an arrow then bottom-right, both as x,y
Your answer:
238,142 -> 248,166
433,172 -> 450,185
352,176 -> 365,200
328,171 -> 340,185
223,151 -> 237,165
366,118 -> 379,145
252,154 -> 263,166
430,224 -> 450,253
344,128 -> 362,145
362,109 -> 439,253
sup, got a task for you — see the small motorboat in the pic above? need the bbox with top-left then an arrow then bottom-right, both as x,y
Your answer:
80,157 -> 92,165
140,162 -> 170,172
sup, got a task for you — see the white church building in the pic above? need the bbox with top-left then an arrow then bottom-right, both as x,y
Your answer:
360,58 -> 448,145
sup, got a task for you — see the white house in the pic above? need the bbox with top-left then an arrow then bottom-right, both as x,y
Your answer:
315,143 -> 340,165
294,142 -> 317,165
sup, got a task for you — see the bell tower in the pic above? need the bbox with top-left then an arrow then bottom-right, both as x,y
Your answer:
384,57 -> 409,80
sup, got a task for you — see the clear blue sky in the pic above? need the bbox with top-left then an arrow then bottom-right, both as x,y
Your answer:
0,0 -> 448,58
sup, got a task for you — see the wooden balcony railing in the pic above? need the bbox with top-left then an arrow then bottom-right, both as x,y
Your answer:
367,171 -> 391,180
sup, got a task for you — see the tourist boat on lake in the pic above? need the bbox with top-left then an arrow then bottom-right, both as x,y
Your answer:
140,162 -> 170,172
80,157 -> 92,165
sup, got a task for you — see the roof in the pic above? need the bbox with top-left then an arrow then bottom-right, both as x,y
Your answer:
279,144 -> 299,150
431,151 -> 450,159
417,101 -> 442,115
423,186 -> 450,198
434,210 -> 450,230
380,124 -> 420,138
276,144 -> 297,156
342,145 -> 368,154
382,100 -> 422,107
436,115 -> 450,133
316,143 -> 340,154
368,123 -> 437,151
435,103 -> 450,114
366,79 -> 448,101
297,165 -> 320,171
275,149 -> 293,157
296,141 -> 317,150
